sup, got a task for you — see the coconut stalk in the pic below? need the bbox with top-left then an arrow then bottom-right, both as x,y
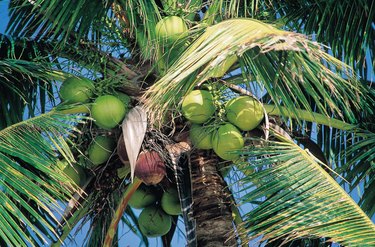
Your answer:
103,178 -> 142,247
263,104 -> 355,131
190,149 -> 236,247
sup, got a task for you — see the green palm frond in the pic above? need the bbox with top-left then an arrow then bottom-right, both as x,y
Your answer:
52,194 -> 92,247
268,0 -> 375,76
117,0 -> 162,61
264,103 -> 356,172
0,110 -> 85,246
0,58 -> 64,83
360,177 -> 375,218
7,0 -> 115,46
143,18 -> 367,125
0,34 -> 65,128
201,0 -> 265,24
0,33 -> 140,129
340,130 -> 375,217
264,104 -> 356,175
235,129 -> 375,246
0,58 -> 65,128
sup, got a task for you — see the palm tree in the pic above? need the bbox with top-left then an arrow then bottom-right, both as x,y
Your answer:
0,0 -> 374,246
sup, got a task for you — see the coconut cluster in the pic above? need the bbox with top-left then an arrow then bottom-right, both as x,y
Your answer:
59,77 -> 164,180
182,90 -> 264,163
127,184 -> 182,238
118,134 -> 181,238
59,76 -> 131,166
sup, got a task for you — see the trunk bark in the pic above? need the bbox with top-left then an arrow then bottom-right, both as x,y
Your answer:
191,149 -> 236,247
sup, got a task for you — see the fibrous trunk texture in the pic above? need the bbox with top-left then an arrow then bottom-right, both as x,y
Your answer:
191,149 -> 236,247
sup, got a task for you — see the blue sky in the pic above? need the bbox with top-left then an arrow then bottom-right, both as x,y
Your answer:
0,1 -> 10,31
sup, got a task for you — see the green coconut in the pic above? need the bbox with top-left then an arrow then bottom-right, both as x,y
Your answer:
225,96 -> 264,131
155,16 -> 188,45
59,77 -> 94,103
189,124 -> 213,150
138,205 -> 172,237
88,135 -> 115,166
128,184 -> 159,209
181,90 -> 216,124
113,91 -> 131,106
91,95 -> 127,129
58,160 -> 86,186
161,187 -> 181,216
212,123 -> 244,161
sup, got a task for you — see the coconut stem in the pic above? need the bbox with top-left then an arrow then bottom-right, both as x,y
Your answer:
103,178 -> 142,247
263,104 -> 355,131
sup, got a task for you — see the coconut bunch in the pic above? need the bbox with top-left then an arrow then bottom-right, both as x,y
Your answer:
58,76 -> 132,167
182,89 -> 264,165
58,76 -> 185,240
117,127 -> 184,238
142,13 -> 263,165
53,76 -> 135,197
121,135 -> 182,238
58,76 -> 172,184
125,183 -> 182,237
58,76 -> 131,130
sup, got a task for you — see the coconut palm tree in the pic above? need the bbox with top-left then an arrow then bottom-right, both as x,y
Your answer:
0,0 -> 374,246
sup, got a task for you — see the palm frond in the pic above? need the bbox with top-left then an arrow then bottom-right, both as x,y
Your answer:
202,0 -> 265,24
359,177 -> 375,218
339,130 -> 375,217
7,0 -> 115,47
273,0 -> 375,78
116,0 -> 162,61
0,110 -> 85,246
0,34 -> 64,128
51,194 -> 91,247
234,129 -> 375,246
242,0 -> 375,78
142,19 -> 367,126
264,103 -> 357,172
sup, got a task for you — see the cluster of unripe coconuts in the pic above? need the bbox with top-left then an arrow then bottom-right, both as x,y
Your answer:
183,90 -> 264,161
57,14 -> 264,238
58,76 -> 129,169
154,15 -> 265,162
58,76 -> 182,237
129,184 -> 182,237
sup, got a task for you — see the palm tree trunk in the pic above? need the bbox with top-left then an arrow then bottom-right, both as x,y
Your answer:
190,149 -> 236,247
